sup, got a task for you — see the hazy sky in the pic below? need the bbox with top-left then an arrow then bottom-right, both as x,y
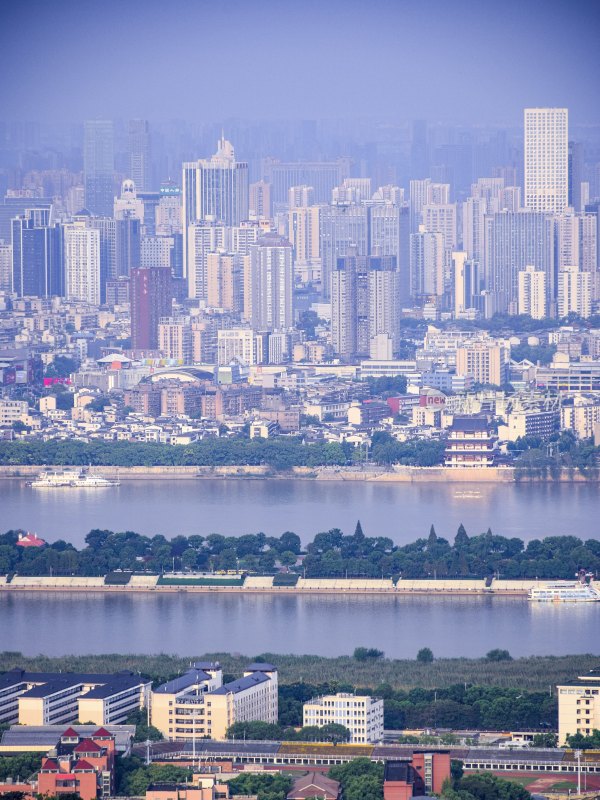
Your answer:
1,0 -> 599,125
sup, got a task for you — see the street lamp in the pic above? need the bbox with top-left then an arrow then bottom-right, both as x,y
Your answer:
575,749 -> 582,795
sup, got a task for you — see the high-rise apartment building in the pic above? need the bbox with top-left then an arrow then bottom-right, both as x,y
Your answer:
331,253 -> 398,360
368,202 -> 410,304
0,243 -> 12,291
558,264 -> 592,318
484,211 -> 554,312
320,203 -> 368,298
84,120 -> 114,217
128,119 -> 151,192
158,316 -> 192,362
249,180 -> 271,219
244,234 -> 293,331
206,251 -> 243,312
524,108 -> 568,214
64,219 -> 100,304
130,266 -> 172,350
453,251 -> 483,318
410,227 -> 444,298
456,342 -> 509,386
518,265 -> 547,319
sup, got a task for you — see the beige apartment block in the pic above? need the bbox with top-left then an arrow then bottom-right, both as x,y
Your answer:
151,662 -> 278,742
558,671 -> 600,745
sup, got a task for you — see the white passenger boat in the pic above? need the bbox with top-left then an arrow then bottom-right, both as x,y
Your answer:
28,469 -> 120,488
528,581 -> 600,602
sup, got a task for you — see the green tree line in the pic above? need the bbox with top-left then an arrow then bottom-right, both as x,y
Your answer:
2,523 -> 599,579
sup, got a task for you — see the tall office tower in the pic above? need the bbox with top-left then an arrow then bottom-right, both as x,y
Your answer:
368,202 -> 410,304
331,253 -> 398,360
524,108 -> 568,214
158,316 -> 192,362
249,181 -> 271,219
130,266 -> 172,350
422,202 -> 458,270
518,265 -> 547,319
156,185 -> 182,235
129,120 -> 151,192
462,198 -> 487,262
453,251 -> 483,318
11,209 -> 63,297
262,158 -> 351,207
558,264 -> 592,318
0,196 -> 53,243
568,140 -> 584,212
206,251 -> 243,312
182,138 -> 249,278
288,205 -> 321,283
320,203 -> 368,299
0,243 -> 12,291
64,219 -> 101,304
115,217 -> 141,278
288,185 -> 315,209
484,211 -> 554,313
244,234 -> 293,331
186,222 -> 227,300
84,120 -> 114,217
410,227 -> 444,298
409,179 -> 450,232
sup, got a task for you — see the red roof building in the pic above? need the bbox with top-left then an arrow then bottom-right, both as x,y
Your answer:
16,532 -> 46,547
37,727 -> 116,800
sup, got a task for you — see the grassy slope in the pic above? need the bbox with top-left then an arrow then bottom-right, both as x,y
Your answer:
1,651 -> 598,690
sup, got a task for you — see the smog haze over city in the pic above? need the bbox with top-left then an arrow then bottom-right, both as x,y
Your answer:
1,0 -> 599,124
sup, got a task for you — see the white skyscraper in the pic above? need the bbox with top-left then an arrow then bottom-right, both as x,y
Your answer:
244,234 -> 293,331
524,108 -> 568,214
64,220 -> 100,304
518,265 -> 547,319
558,264 -> 592,318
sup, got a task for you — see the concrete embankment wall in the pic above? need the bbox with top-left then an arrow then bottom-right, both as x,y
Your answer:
0,464 -> 596,482
0,577 -> 547,596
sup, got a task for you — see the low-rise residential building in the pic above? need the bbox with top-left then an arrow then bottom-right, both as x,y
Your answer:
150,662 -> 278,741
37,726 -> 116,800
558,670 -> 600,745
0,670 -> 151,727
561,394 -> 600,439
302,692 -> 384,744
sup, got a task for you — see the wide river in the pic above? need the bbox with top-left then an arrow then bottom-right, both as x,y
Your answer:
0,478 -> 598,659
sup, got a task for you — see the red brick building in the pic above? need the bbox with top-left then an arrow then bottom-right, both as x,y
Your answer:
37,726 -> 116,800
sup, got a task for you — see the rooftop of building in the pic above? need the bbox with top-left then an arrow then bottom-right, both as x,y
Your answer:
211,671 -> 270,695
245,662 -> 277,673
0,725 -> 135,753
384,760 -> 414,783
287,771 -> 340,799
450,416 -> 490,432
154,668 -> 213,695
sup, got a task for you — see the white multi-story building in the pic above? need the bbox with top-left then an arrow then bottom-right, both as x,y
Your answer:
0,243 -> 12,291
0,399 -> 28,426
141,235 -> 174,268
561,394 -> 600,439
158,316 -> 192,362
217,327 -> 258,366
303,693 -> 384,744
64,220 -> 100,305
558,264 -> 592,318
558,670 -> 600,745
518,265 -> 547,319
524,107 -> 568,214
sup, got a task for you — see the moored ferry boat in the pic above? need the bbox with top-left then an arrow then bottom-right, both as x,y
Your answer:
528,581 -> 600,602
28,469 -> 120,488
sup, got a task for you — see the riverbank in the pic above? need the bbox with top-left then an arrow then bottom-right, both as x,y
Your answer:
0,464 -> 596,482
2,575 -> 596,597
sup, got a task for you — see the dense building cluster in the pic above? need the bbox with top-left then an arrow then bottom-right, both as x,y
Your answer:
0,110 -> 599,466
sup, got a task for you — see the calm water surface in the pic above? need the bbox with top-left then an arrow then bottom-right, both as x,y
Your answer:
1,478 -> 598,658
1,478 -> 598,545
0,592 -> 598,658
